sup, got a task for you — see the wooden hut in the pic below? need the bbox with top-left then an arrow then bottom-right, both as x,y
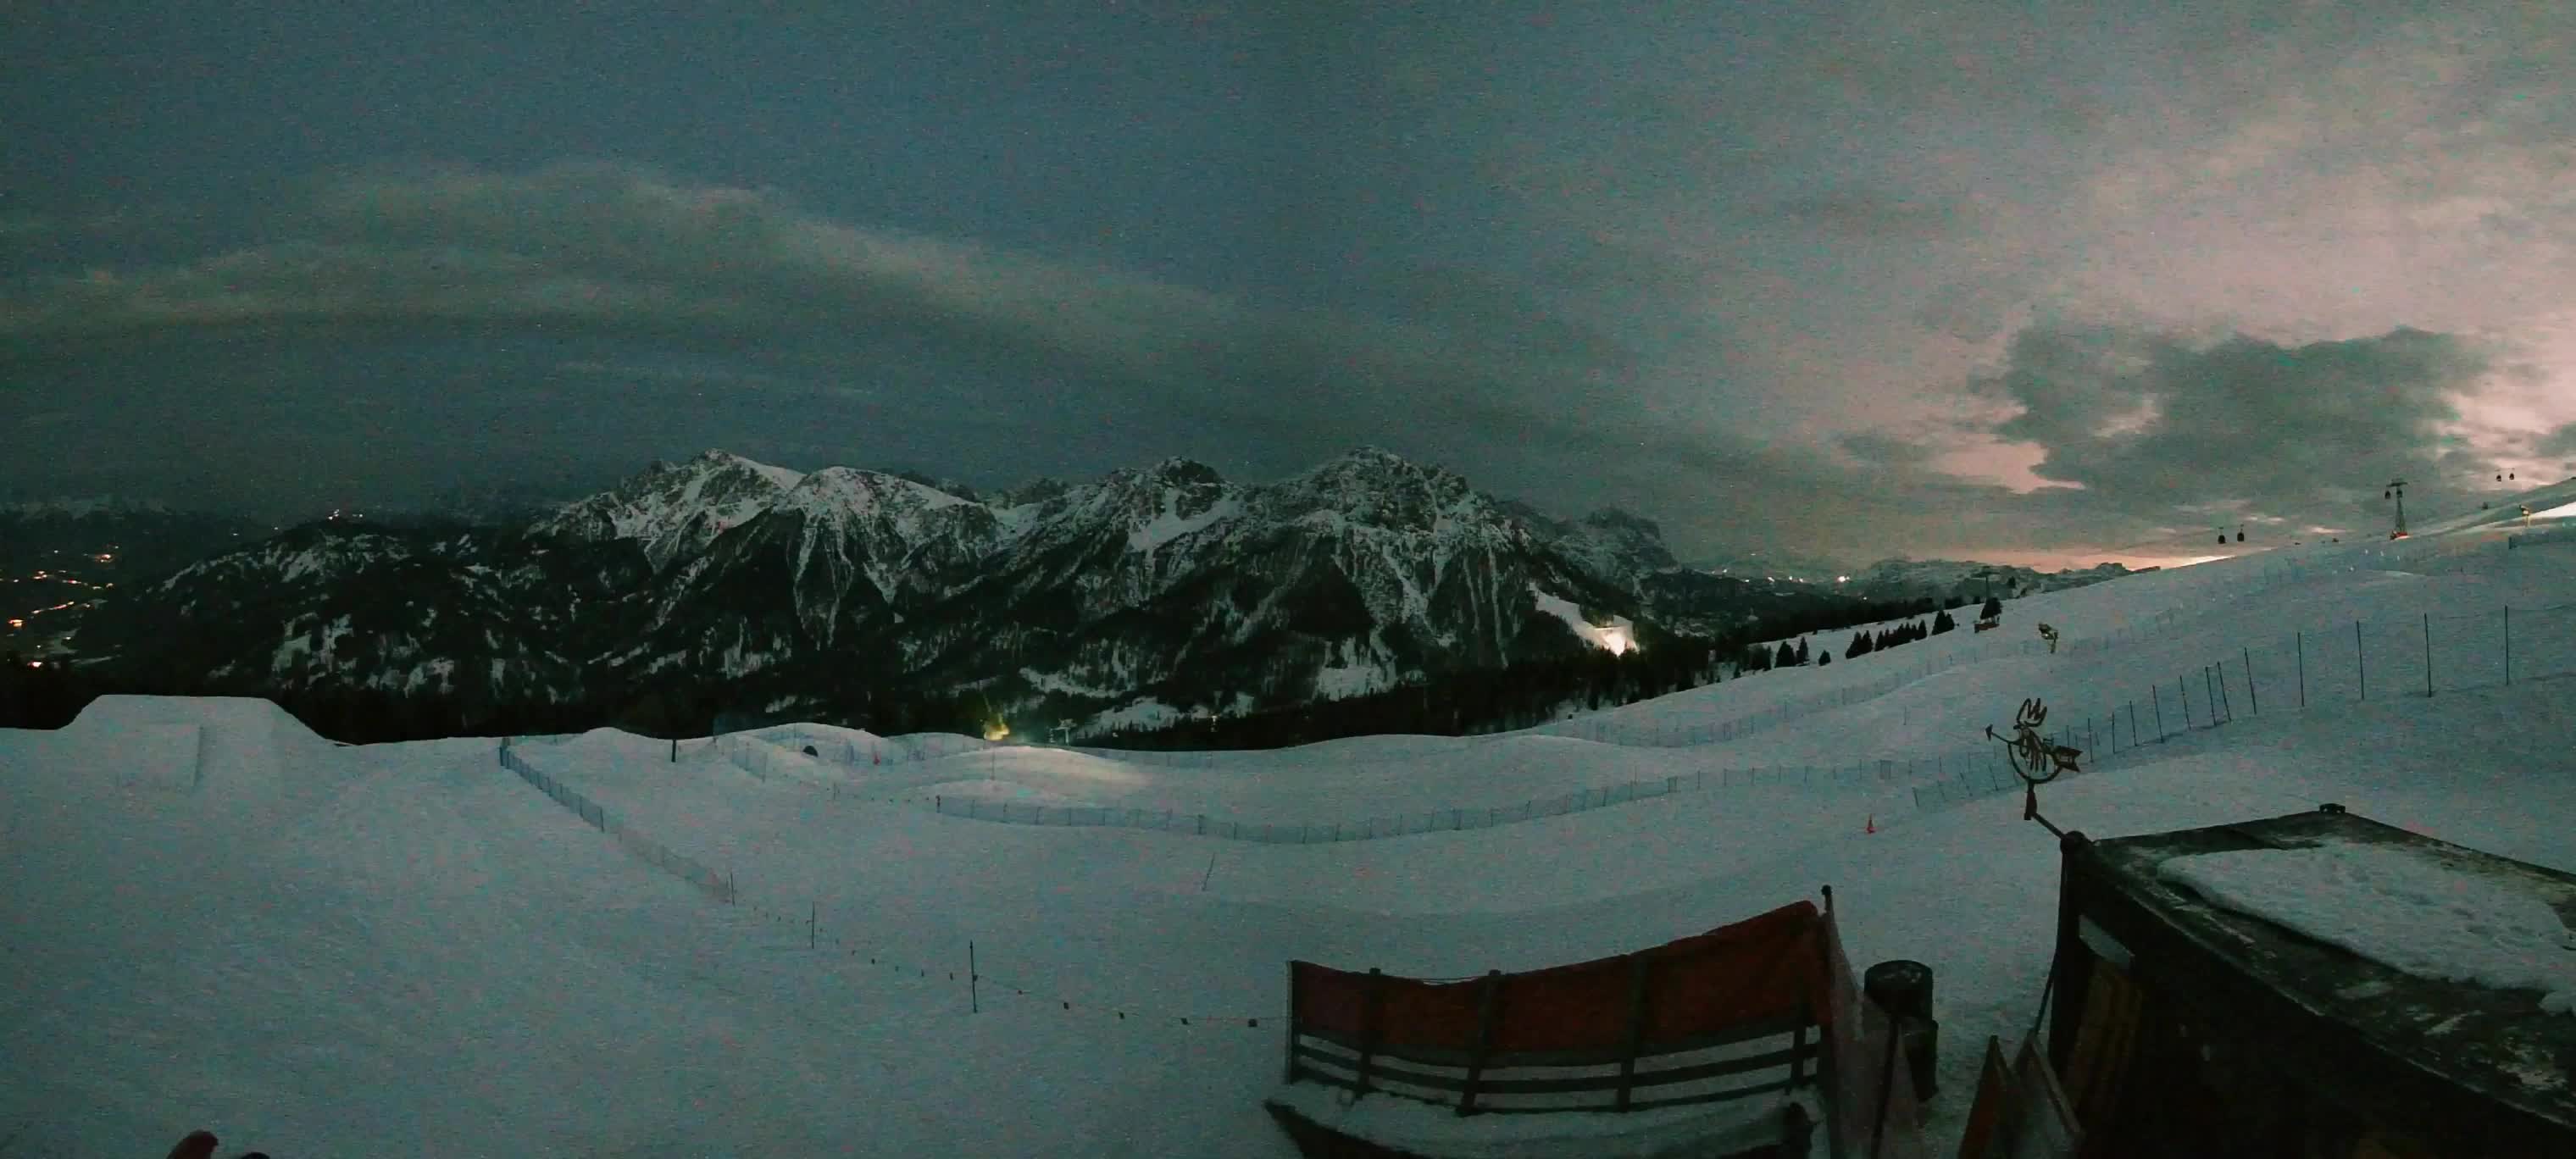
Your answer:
2044,806 -> 2576,1156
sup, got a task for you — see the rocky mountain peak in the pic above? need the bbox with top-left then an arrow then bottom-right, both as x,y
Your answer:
534,449 -> 807,570
75,445 -> 1807,741
1263,446 -> 1482,530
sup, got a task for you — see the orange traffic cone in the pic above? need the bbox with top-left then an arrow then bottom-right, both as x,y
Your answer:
1866,814 -> 1877,835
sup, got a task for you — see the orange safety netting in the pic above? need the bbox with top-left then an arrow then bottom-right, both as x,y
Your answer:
1290,901 -> 1829,1056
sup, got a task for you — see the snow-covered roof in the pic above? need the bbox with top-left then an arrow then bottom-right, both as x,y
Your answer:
2069,808 -> 2576,1146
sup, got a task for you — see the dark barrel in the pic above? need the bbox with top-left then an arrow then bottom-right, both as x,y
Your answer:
1863,959 -> 1934,1021
1865,960 -> 1940,1100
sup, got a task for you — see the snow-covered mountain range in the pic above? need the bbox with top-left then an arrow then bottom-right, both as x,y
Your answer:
1841,557 -> 2137,603
75,448 -> 1840,736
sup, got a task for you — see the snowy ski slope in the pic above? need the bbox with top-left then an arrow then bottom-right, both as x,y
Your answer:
4,496 -> 2573,1156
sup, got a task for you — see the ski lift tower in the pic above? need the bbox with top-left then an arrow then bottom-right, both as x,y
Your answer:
2383,478 -> 2409,540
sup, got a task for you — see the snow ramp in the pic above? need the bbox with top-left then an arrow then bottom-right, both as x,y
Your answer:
53,696 -> 336,809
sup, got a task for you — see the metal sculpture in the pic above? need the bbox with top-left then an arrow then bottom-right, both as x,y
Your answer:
1987,698 -> 2082,835
1988,697 -> 2081,783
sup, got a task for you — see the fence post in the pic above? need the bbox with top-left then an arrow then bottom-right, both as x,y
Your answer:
2422,613 -> 2433,697
1457,970 -> 1507,1117
2297,631 -> 2307,707
969,941 -> 980,1014
2504,606 -> 2512,685
2129,701 -> 2140,746
2179,675 -> 2192,728
1613,953 -> 1653,1112
1352,968 -> 1390,1097
1281,967 -> 1308,1083
2356,619 -> 2368,701
2244,646 -> 2258,715
2151,686 -> 2165,740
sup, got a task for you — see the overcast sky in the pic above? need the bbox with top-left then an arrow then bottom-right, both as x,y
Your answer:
8,2 -> 2576,568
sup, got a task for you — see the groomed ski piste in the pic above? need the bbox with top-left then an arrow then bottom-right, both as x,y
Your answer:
6,481 -> 2574,1156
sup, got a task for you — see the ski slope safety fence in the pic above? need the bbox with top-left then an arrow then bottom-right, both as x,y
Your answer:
497,740 -> 1284,1030
500,740 -> 737,904
1908,597 -> 2576,813
879,598 -> 2576,840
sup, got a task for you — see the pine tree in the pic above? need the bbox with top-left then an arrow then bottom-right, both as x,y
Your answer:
1793,638 -> 1811,665
1848,631 -> 1871,659
1774,641 -> 1796,668
1980,595 -> 2004,621
1818,651 -> 1831,666
1933,608 -> 1957,635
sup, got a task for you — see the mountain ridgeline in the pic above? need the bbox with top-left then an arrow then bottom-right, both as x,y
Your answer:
49,448 -> 2129,745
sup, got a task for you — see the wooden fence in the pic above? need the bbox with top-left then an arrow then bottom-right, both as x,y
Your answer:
1282,901 -> 1831,1117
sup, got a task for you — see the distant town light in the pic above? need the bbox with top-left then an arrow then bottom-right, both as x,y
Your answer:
4,618 -> 21,629
1836,574 -> 1849,583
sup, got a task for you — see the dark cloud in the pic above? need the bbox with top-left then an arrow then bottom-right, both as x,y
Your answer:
13,3 -> 2576,566
2539,421 -> 2576,458
1970,324 -> 2498,531
1912,268 -> 2044,344
1,162 -> 1729,526
0,162 -> 1641,443
1834,431 -> 1942,471
7,155 -> 2522,563
1767,195 -> 1969,241
1564,426 -> 2103,564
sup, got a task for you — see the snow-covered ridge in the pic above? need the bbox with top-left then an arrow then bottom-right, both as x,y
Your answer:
86,443 -> 1761,735
780,467 -> 974,516
538,446 -> 1615,574
532,450 -> 806,570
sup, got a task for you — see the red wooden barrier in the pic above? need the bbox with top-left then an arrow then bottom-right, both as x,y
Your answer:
1285,901 -> 1832,1116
